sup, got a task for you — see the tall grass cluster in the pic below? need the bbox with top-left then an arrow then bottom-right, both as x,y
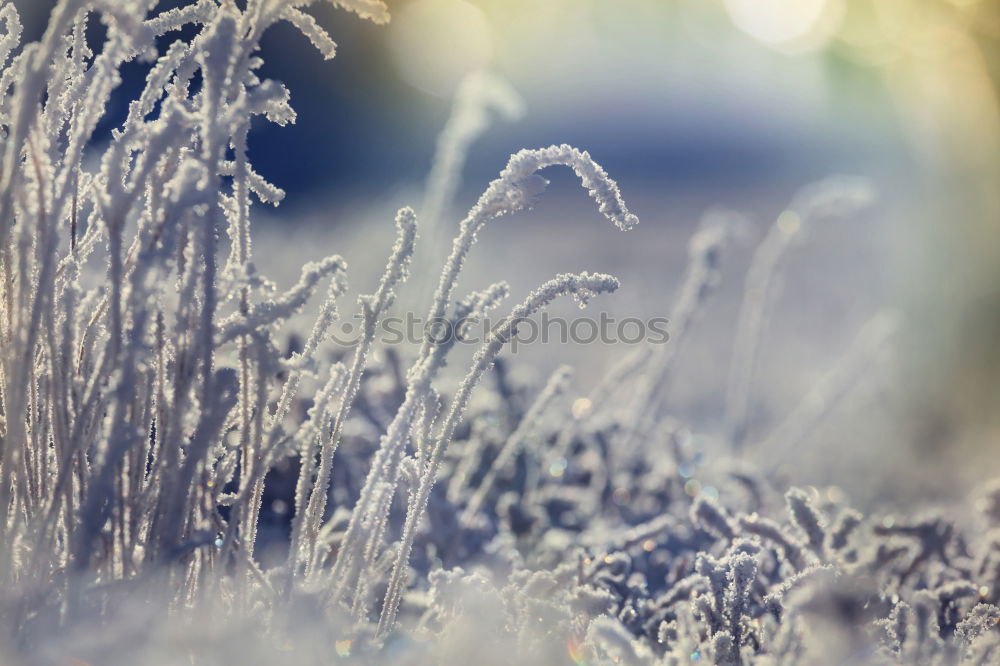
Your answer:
1,2 -> 998,664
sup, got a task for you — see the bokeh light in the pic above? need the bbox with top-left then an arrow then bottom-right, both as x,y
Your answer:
723,0 -> 845,53
388,0 -> 494,97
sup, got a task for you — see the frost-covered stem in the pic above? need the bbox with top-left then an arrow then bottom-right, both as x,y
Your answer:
236,339 -> 269,572
724,215 -> 795,450
1,130 -> 59,544
460,365 -> 572,524
325,333 -> 460,603
195,12 -> 238,424
265,272 -> 345,438
149,218 -> 201,563
332,147 -> 635,604
617,216 -> 732,456
71,308 -> 148,573
108,211 -> 126,360
326,373 -> 425,599
785,488 -> 826,557
34,278 -> 76,555
285,365 -> 345,576
349,446 -> 406,619
294,333 -> 373,574
164,6 -> 242,570
0,0 -> 84,251
230,255 -> 346,572
328,282 -> 507,600
422,71 -> 522,236
293,208 -> 416,579
649,216 -> 730,384
231,119 -> 254,522
726,552 -> 758,660
376,272 -> 619,638
418,71 -> 522,295
726,177 -> 873,449
421,144 -> 638,362
336,147 -> 632,542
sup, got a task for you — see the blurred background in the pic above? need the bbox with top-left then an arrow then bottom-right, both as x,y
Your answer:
15,0 -> 1000,505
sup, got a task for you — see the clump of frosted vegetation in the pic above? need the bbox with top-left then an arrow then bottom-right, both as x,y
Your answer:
0,2 -> 997,664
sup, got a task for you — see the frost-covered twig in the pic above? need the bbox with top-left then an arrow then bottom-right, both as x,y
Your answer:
725,177 -> 874,448
460,365 -> 572,524
292,207 -> 416,579
376,272 -> 619,637
418,70 -> 523,291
